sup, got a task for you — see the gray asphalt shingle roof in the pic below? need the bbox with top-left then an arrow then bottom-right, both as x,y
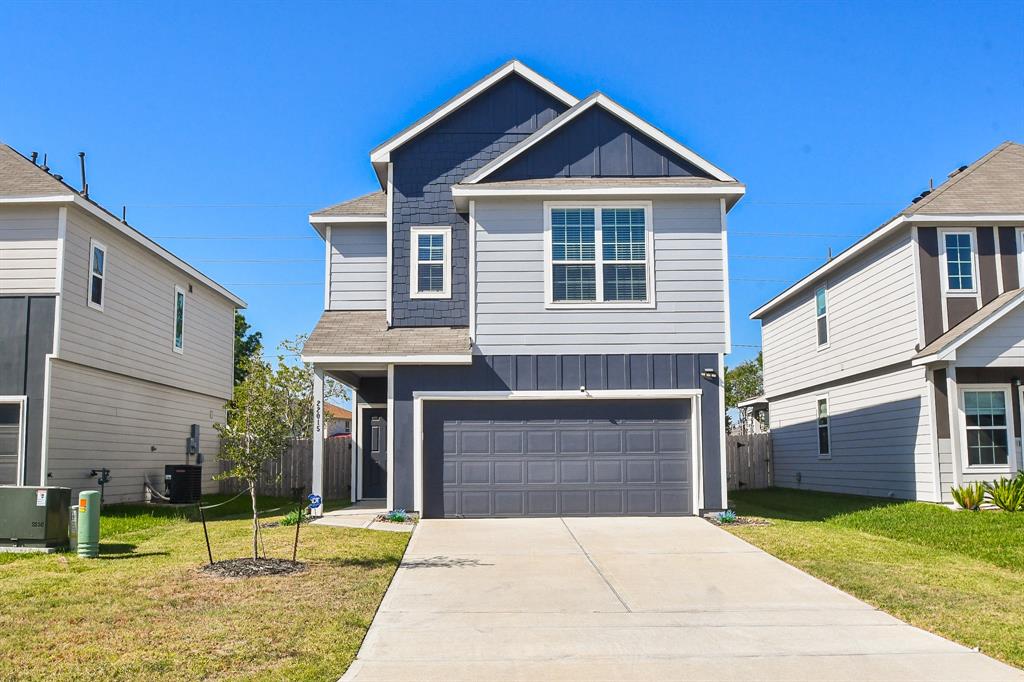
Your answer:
0,143 -> 76,197
903,142 -> 1024,216
310,190 -> 386,218
303,311 -> 470,357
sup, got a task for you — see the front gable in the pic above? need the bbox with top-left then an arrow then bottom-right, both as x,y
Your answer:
488,104 -> 714,181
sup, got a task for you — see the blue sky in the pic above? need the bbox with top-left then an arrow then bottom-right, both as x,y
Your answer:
2,1 -> 1022,367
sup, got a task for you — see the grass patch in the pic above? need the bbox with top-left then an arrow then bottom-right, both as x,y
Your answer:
0,496 -> 406,681
728,488 -> 1024,669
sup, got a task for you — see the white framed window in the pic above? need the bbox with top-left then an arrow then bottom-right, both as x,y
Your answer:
1016,228 -> 1024,289
960,386 -> 1015,469
87,239 -> 107,311
0,396 -> 26,485
172,285 -> 185,353
816,395 -> 831,458
939,229 -> 977,294
814,286 -> 829,348
544,201 -> 654,308
410,226 -> 451,299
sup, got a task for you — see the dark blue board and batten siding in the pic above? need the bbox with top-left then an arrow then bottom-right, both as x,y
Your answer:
488,105 -> 713,181
392,353 -> 724,514
0,295 -> 55,485
390,73 -> 569,327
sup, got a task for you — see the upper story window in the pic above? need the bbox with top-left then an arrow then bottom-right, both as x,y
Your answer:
410,226 -> 451,299
88,239 -> 107,311
547,203 -> 653,307
173,285 -> 185,353
962,388 -> 1011,467
814,286 -> 828,347
816,396 -> 831,458
941,231 -> 976,293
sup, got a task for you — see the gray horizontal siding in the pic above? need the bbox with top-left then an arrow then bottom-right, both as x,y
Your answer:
0,206 -> 59,294
59,207 -> 234,400
770,365 -> 936,501
761,231 -> 919,398
329,224 -> 386,310
473,197 -> 726,354
955,303 -> 1024,366
45,359 -> 224,503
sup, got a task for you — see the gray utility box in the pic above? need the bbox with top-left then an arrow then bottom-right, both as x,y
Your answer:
0,486 -> 72,548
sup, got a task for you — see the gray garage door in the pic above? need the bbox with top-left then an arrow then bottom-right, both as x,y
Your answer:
422,399 -> 692,518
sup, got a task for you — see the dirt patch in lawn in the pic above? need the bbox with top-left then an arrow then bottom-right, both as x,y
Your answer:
199,558 -> 307,578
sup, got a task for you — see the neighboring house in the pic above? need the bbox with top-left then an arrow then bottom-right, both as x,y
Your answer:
302,60 -> 742,517
751,142 -> 1024,503
0,143 -> 244,503
324,403 -> 352,436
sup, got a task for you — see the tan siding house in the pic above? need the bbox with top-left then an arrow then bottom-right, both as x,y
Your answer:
0,143 -> 243,502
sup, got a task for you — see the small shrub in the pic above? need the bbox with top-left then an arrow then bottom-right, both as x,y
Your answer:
718,509 -> 738,524
386,509 -> 409,523
984,476 -> 1024,512
951,482 -> 985,511
280,508 -> 309,526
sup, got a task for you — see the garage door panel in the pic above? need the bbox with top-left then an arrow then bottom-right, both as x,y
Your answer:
425,399 -> 692,518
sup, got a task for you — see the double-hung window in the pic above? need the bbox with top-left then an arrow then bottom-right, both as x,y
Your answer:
548,204 -> 652,306
942,231 -> 976,293
173,285 -> 185,353
0,397 -> 26,485
88,239 -> 107,311
410,226 -> 451,299
816,396 -> 831,457
814,286 -> 828,347
962,389 -> 1011,467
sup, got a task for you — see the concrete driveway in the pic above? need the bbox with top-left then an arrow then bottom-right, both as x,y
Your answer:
343,517 -> 1021,681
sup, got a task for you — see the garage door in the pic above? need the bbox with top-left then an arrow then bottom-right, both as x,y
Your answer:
422,399 -> 692,518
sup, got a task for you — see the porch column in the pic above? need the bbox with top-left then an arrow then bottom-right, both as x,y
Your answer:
349,385 -> 360,504
946,365 -> 964,490
311,365 -> 325,517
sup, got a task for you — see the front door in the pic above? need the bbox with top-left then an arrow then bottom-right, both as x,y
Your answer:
362,409 -> 387,499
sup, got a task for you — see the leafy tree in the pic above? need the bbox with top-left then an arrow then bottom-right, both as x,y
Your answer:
725,352 -> 764,432
275,335 -> 347,439
215,355 -> 291,559
234,312 -> 263,385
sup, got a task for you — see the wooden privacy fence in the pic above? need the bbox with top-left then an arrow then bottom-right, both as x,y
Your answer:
726,433 -> 772,491
219,437 -> 351,500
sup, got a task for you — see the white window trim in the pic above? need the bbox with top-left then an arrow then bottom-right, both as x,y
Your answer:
543,201 -> 656,310
814,285 -> 829,350
816,394 -> 832,459
409,226 -> 452,299
172,285 -> 185,354
0,395 -> 27,486
938,228 -> 979,296
958,384 -> 1017,474
1016,227 -> 1024,290
87,239 -> 107,311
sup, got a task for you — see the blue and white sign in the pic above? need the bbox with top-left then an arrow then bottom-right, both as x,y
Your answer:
307,494 -> 322,510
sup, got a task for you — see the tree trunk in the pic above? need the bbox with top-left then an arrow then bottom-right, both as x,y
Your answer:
249,482 -> 259,561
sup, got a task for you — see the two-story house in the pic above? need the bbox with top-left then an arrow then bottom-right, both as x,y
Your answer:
302,61 -> 743,518
0,143 -> 244,502
751,142 -> 1024,503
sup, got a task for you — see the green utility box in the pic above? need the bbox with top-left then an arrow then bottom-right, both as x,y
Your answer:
0,486 -> 72,549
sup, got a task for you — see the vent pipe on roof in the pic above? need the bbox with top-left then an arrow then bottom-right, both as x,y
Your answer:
30,152 -> 38,165
78,152 -> 89,198
929,177 -> 934,191
122,205 -> 127,223
41,153 -> 49,172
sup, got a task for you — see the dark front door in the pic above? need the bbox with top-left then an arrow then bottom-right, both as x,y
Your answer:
423,399 -> 693,518
362,409 -> 387,499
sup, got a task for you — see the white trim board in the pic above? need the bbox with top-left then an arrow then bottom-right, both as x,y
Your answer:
410,389 -> 703,515
463,92 -> 736,184
309,215 -> 386,225
302,354 -> 473,366
370,60 -> 578,166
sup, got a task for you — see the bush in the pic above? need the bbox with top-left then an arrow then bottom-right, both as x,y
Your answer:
718,509 -> 738,524
280,508 -> 309,526
984,476 -> 1024,512
950,482 -> 985,511
385,509 -> 409,523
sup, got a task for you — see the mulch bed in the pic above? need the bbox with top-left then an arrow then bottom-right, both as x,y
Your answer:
706,516 -> 773,527
199,558 -> 307,578
373,514 -> 419,525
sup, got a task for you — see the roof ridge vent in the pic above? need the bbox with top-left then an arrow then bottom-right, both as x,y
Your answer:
948,164 -> 969,179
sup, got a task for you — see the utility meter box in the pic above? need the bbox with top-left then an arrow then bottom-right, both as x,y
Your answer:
0,486 -> 72,548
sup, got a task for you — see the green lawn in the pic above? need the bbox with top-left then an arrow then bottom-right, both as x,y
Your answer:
0,495 -> 408,681
727,488 -> 1024,669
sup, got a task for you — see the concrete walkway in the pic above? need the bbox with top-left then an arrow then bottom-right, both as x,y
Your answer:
311,500 -> 414,533
342,517 -> 1021,681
